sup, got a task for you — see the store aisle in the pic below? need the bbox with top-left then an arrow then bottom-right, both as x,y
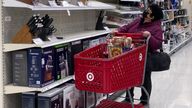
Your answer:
150,41 -> 192,108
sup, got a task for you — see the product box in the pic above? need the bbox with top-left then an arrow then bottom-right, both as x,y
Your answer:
38,88 -> 63,108
68,40 -> 83,75
28,47 -> 54,87
22,92 -> 38,108
12,50 -> 28,86
63,84 -> 85,108
54,44 -> 69,80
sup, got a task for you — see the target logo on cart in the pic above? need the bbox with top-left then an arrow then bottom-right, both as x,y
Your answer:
86,72 -> 94,81
139,53 -> 142,61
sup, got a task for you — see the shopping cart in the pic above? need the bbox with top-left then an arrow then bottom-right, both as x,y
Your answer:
74,32 -> 150,108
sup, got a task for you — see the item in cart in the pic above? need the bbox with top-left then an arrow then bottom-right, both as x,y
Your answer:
28,47 -> 54,87
123,37 -> 133,52
12,50 -> 28,86
38,88 -> 63,108
54,44 -> 69,80
108,45 -> 123,58
108,36 -> 125,58
22,92 -> 37,108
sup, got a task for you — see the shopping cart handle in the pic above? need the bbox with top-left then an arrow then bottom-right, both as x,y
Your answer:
114,32 -> 144,39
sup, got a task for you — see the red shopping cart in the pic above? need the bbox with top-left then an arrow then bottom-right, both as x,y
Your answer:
75,33 -> 149,108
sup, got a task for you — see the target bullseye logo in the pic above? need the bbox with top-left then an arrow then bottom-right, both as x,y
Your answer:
86,72 -> 94,81
139,53 -> 142,61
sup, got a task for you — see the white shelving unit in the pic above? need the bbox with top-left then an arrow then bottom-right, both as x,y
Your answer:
169,36 -> 192,55
3,0 -> 115,10
4,75 -> 74,94
1,0 -> 116,108
3,30 -> 111,52
109,9 -> 142,15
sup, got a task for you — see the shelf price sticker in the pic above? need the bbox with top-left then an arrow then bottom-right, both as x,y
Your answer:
78,2 -> 85,7
33,38 -> 44,46
86,72 -> 94,81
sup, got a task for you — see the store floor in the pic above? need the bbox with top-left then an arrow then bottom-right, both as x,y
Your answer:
115,41 -> 192,108
149,41 -> 192,108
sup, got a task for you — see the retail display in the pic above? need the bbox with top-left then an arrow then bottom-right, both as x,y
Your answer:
54,44 -> 69,80
28,47 -> 55,87
38,88 -> 63,108
1,0 -> 191,108
12,50 -> 28,86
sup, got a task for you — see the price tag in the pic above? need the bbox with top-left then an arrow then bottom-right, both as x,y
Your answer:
61,1 -> 70,7
78,2 -> 85,7
33,38 -> 44,46
104,26 -> 110,31
47,36 -> 58,41
48,1 -> 59,7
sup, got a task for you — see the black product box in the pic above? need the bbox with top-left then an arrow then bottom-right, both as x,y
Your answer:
38,88 -> 63,108
22,92 -> 38,108
68,40 -> 83,75
12,50 -> 28,86
54,44 -> 69,80
63,84 -> 85,108
28,47 -> 54,87
82,35 -> 107,50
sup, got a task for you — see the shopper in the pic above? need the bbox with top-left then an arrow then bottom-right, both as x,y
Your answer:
117,4 -> 164,105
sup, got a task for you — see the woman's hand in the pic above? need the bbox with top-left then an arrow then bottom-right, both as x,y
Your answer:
142,31 -> 151,37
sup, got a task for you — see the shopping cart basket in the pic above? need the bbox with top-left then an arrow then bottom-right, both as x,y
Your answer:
75,33 -> 149,108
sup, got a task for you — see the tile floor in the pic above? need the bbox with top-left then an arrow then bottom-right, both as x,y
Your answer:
149,41 -> 192,108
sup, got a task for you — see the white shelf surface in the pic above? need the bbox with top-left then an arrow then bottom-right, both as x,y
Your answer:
109,9 -> 142,15
3,30 -> 111,52
4,75 -> 74,94
174,15 -> 189,18
162,18 -> 174,23
3,0 -> 115,10
163,9 -> 178,12
105,21 -> 123,27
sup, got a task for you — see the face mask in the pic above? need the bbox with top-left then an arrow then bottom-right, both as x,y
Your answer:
142,10 -> 149,18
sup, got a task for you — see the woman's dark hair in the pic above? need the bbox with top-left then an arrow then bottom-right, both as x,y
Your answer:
149,4 -> 163,21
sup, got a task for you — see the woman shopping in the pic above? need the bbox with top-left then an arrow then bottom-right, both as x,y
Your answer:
117,4 -> 164,106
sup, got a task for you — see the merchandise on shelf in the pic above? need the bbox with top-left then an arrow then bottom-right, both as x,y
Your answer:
12,50 -> 28,86
54,44 -> 69,80
67,40 -> 83,75
38,88 -> 64,108
28,47 -> 54,87
22,92 -> 37,108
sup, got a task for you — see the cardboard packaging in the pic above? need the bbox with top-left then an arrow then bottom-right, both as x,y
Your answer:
12,50 -> 28,86
28,47 -> 54,87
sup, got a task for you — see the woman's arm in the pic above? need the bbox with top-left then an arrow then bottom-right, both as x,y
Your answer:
148,28 -> 163,51
118,17 -> 141,33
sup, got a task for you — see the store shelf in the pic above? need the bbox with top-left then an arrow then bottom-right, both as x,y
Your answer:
174,15 -> 189,18
3,44 -> 36,52
163,9 -> 178,12
4,75 -> 74,94
105,21 -> 123,27
109,9 -> 142,15
163,18 -> 174,23
3,30 -> 111,52
3,0 -> 115,10
168,36 -> 192,55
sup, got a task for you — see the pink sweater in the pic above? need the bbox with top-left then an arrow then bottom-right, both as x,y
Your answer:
118,17 -> 163,52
